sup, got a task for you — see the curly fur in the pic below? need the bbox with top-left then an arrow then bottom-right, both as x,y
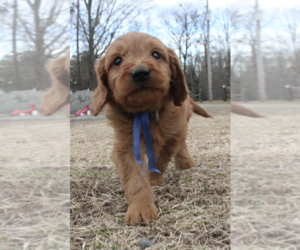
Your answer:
40,51 -> 70,117
92,32 -> 211,225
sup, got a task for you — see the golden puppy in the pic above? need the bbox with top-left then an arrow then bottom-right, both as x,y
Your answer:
93,32 -> 211,225
41,51 -> 70,117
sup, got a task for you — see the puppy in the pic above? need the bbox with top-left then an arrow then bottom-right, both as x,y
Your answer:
92,31 -> 211,225
41,51 -> 70,117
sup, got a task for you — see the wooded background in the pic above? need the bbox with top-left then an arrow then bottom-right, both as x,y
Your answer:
0,0 -> 69,91
69,0 -> 231,101
231,5 -> 300,101
1,0 -> 298,101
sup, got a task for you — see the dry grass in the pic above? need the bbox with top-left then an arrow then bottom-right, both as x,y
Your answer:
231,103 -> 300,249
0,120 -> 70,250
70,104 -> 230,250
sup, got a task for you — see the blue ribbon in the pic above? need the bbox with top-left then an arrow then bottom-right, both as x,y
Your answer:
133,111 -> 161,174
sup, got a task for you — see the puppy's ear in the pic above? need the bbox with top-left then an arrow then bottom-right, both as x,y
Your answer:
168,48 -> 189,106
92,56 -> 110,116
47,52 -> 70,88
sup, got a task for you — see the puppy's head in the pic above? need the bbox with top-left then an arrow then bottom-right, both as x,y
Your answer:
93,31 -> 188,115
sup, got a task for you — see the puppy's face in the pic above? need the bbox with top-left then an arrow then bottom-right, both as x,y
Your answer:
93,32 -> 188,115
105,33 -> 170,112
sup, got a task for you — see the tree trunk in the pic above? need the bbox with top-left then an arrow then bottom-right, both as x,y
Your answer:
206,0 -> 212,101
76,0 -> 81,89
87,0 -> 96,89
33,0 -> 48,89
12,0 -> 20,88
226,49 -> 230,87
204,43 -> 208,99
255,0 -> 266,101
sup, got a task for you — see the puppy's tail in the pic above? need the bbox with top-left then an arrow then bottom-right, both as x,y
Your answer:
190,97 -> 212,118
231,102 -> 266,118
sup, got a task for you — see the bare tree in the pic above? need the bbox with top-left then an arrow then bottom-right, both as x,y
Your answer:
160,3 -> 205,95
216,7 -> 230,88
12,0 -> 21,87
231,4 -> 300,102
230,5 -> 263,101
75,0 -> 151,89
160,3 -> 232,101
160,3 -> 204,76
276,8 -> 300,86
0,0 -> 21,87
206,0 -> 212,101
255,0 -> 266,101
17,0 -> 69,88
76,0 -> 82,89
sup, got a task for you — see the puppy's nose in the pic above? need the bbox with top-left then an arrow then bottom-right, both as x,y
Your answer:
131,67 -> 150,82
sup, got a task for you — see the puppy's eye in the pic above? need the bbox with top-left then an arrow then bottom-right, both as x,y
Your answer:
152,51 -> 160,59
113,57 -> 122,66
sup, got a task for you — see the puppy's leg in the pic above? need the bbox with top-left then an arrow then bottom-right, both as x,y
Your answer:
174,140 -> 195,170
113,145 -> 158,225
150,139 -> 178,186
149,172 -> 164,187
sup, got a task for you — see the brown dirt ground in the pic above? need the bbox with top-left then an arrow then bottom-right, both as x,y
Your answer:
231,103 -> 300,249
70,104 -> 230,250
0,120 -> 70,250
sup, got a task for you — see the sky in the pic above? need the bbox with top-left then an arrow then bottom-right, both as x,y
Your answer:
152,0 -> 231,8
1,0 -> 299,60
229,0 -> 299,9
0,0 -> 69,59
152,0 -> 300,9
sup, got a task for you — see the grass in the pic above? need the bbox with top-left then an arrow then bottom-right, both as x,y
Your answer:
0,120 -> 70,250
70,103 -> 230,249
231,103 -> 300,249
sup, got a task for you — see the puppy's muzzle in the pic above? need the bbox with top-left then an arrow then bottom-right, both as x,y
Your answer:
131,67 -> 150,82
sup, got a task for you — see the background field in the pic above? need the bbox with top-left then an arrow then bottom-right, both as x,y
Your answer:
0,120 -> 70,250
70,103 -> 230,250
231,103 -> 300,249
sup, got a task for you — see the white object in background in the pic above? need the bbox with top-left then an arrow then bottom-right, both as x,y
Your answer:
19,113 -> 25,116
87,110 -> 91,115
32,110 -> 39,115
80,113 -> 84,116
32,88 -> 36,91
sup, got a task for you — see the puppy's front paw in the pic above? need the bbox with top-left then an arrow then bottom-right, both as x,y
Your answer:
124,202 -> 158,225
150,172 -> 164,186
175,156 -> 195,170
